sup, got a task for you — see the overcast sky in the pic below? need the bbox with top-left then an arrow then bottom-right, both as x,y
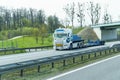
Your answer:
0,0 -> 120,26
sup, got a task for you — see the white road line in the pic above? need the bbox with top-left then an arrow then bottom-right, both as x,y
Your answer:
47,54 -> 120,80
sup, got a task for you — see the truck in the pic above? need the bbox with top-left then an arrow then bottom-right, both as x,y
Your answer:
53,28 -> 84,50
53,28 -> 105,50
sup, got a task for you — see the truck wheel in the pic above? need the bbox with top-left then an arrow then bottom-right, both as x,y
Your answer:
69,44 -> 73,50
77,43 -> 79,48
56,49 -> 58,50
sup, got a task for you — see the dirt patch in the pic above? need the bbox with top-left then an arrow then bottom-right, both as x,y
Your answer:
77,27 -> 99,41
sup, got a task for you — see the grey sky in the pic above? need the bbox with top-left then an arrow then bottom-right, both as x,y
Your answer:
0,0 -> 120,26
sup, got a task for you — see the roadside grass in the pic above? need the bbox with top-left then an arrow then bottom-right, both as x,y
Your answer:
2,49 -> 120,80
0,36 -> 53,48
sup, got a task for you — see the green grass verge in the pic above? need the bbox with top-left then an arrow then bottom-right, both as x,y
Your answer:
0,36 -> 53,48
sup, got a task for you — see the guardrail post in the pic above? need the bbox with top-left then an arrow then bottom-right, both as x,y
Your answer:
51,62 -> 54,68
63,60 -> 66,67
116,48 -> 118,52
0,74 -> 1,80
105,50 -> 107,55
100,51 -> 102,56
38,65 -> 40,72
13,49 -> 15,54
110,49 -> 112,53
88,54 -> 90,59
108,49 -> 110,53
113,48 -> 116,53
94,53 -> 96,57
73,57 -> 75,63
115,48 -> 117,52
29,49 -> 30,52
118,47 -> 120,52
112,49 -> 114,53
81,55 -> 83,61
35,49 -> 37,51
112,48 -> 114,53
20,69 -> 24,77
4,50 -> 6,55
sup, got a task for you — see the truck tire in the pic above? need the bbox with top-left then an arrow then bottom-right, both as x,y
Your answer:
77,43 -> 79,48
56,49 -> 59,50
69,43 -> 73,50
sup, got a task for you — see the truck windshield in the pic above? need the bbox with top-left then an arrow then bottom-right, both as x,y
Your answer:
55,33 -> 67,38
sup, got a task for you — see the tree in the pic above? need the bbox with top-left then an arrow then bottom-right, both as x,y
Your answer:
4,9 -> 11,29
39,24 -> 48,44
21,18 -> 31,27
47,16 -> 54,33
103,10 -> 112,23
0,16 -> 3,31
63,2 -> 75,28
32,28 -> 39,44
12,10 -> 18,29
0,7 -> 5,31
16,9 -> 22,29
87,2 -> 101,25
36,10 -> 45,25
77,2 -> 85,27
47,15 -> 60,33
29,8 -> 37,27
64,18 -> 70,27
94,3 -> 101,24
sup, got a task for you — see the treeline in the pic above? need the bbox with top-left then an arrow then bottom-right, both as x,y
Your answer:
63,2 -> 112,28
0,7 -> 63,42
0,7 -> 62,32
0,2 -> 113,32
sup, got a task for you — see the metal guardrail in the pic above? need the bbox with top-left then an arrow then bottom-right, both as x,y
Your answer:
0,45 -> 53,54
0,46 -> 120,80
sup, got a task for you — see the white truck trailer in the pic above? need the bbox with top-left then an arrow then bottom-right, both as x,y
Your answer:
53,28 -> 84,50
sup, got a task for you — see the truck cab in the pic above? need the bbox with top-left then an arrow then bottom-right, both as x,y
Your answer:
53,28 -> 72,50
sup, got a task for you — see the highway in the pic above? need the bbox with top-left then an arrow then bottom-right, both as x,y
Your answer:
0,41 -> 120,66
47,55 -> 120,80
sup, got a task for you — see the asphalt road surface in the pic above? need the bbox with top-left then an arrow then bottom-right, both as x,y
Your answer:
47,55 -> 120,80
0,41 -> 120,66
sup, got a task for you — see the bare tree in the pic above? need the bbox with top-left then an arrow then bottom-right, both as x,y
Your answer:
37,10 -> 45,25
103,10 -> 112,23
64,18 -> 70,27
77,2 -> 85,27
4,9 -> 11,29
94,3 -> 101,24
63,2 -> 75,28
87,2 -> 101,25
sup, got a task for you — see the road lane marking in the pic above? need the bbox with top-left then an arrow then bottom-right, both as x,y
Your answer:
47,54 -> 120,80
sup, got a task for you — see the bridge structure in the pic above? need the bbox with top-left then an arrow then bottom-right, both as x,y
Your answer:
92,22 -> 120,41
